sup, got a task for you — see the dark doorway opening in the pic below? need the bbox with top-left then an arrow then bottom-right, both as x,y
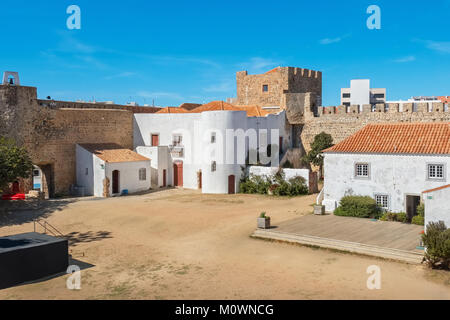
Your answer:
112,170 -> 120,194
162,169 -> 167,187
406,195 -> 421,221
228,175 -> 235,194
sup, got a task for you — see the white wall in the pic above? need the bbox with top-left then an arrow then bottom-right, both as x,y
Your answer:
323,153 -> 450,213
76,145 -> 95,196
133,110 -> 290,194
350,79 -> 370,106
135,146 -> 170,188
249,166 -> 310,190
105,160 -> 151,195
423,187 -> 450,230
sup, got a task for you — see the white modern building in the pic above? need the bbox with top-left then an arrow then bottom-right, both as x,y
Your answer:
322,122 -> 450,221
422,185 -> 450,229
76,143 -> 151,197
133,101 -> 292,194
341,79 -> 386,108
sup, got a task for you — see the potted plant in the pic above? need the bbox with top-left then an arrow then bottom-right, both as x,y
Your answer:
257,212 -> 271,229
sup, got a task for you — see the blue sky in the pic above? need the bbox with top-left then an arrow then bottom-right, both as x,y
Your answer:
1,0 -> 449,106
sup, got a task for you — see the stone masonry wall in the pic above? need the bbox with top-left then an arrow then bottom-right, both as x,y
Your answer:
300,102 -> 450,153
236,67 -> 322,108
0,85 -> 133,196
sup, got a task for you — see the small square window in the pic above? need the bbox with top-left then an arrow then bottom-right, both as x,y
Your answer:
211,161 -> 216,172
139,168 -> 147,181
211,132 -> 216,143
375,194 -> 389,210
428,164 -> 445,180
355,163 -> 369,178
262,84 -> 268,92
173,134 -> 183,147
85,168 -> 89,175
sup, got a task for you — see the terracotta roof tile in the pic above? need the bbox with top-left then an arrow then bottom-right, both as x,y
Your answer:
323,122 -> 450,155
155,107 -> 190,114
423,184 -> 450,194
79,143 -> 150,163
189,101 -> 270,117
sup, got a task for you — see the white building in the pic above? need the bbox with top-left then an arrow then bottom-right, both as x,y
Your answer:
322,122 -> 450,221
341,79 -> 386,107
422,185 -> 450,229
76,143 -> 151,197
133,101 -> 292,194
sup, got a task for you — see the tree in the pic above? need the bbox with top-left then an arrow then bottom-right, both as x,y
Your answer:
302,132 -> 334,178
0,137 -> 33,193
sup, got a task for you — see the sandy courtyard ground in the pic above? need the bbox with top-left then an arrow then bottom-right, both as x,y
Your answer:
0,188 -> 449,300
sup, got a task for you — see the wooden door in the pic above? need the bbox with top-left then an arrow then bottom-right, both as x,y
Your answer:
151,134 -> 159,146
228,175 -> 235,194
173,162 -> 183,187
112,170 -> 120,194
198,171 -> 202,189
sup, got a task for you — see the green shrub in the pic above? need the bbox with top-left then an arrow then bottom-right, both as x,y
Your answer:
396,212 -> 407,223
416,203 -> 425,217
240,171 -> 308,197
412,215 -> 425,226
334,196 -> 382,219
422,221 -> 450,269
282,160 -> 294,169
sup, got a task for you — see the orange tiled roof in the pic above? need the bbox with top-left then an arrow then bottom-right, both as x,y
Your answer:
423,184 -> 450,194
323,122 -> 450,155
189,101 -> 270,117
156,107 -> 189,114
265,67 -> 281,74
179,103 -> 202,110
79,143 -> 150,163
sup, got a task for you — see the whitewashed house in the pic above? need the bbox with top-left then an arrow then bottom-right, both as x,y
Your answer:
322,122 -> 450,221
422,184 -> 450,229
133,101 -> 292,194
76,143 -> 151,197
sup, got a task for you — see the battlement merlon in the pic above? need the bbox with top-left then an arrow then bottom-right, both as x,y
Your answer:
235,66 -> 322,107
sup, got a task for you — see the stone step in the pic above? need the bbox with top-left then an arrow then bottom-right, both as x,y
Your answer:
252,229 -> 424,264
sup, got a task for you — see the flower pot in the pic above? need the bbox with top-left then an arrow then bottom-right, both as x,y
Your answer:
257,217 -> 270,229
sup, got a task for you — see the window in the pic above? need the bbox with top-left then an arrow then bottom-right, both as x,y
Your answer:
33,169 -> 40,177
262,84 -> 268,92
375,194 -> 389,210
342,93 -> 351,98
211,132 -> 216,143
428,164 -> 445,180
355,163 -> 369,178
139,168 -> 146,181
85,168 -> 89,175
211,161 -> 216,172
373,93 -> 385,99
172,134 -> 183,147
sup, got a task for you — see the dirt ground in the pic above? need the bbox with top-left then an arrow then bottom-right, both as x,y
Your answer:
0,188 -> 449,300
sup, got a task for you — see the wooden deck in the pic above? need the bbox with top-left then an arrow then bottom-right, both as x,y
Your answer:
252,214 -> 425,263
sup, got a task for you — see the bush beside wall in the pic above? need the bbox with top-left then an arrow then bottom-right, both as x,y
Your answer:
422,221 -> 450,269
334,196 -> 382,219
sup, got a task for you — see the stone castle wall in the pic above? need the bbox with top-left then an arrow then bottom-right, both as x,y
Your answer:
300,102 -> 450,153
0,85 -> 134,196
236,67 -> 322,108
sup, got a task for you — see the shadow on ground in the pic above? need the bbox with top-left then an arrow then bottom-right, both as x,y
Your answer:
4,257 -> 95,290
0,199 -> 75,228
65,231 -> 113,247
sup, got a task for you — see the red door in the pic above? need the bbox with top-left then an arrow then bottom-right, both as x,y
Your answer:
228,175 -> 235,194
152,134 -> 159,146
198,171 -> 202,189
173,162 -> 183,187
162,169 -> 167,187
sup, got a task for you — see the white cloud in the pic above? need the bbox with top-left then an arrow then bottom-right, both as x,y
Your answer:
393,55 -> 416,63
319,34 -> 350,45
238,57 -> 281,73
104,72 -> 136,80
424,40 -> 450,54
137,91 -> 184,101
203,80 -> 234,93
